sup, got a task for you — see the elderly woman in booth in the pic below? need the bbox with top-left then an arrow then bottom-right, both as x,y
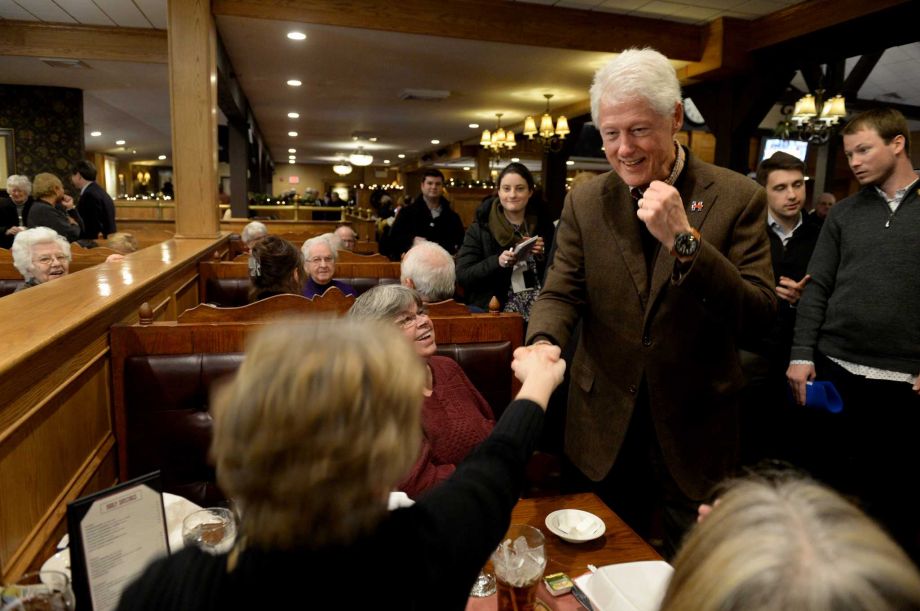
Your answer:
300,234 -> 356,298
348,285 -> 495,497
248,235 -> 304,302
1,175 -> 35,249
26,173 -> 83,243
118,319 -> 564,610
11,227 -> 71,291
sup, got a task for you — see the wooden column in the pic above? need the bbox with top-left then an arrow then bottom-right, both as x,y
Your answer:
228,120 -> 249,218
167,0 -> 219,237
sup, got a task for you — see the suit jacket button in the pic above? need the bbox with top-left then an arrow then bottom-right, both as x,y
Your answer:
627,384 -> 638,394
642,336 -> 651,347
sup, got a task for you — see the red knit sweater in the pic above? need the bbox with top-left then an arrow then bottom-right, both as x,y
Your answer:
398,356 -> 495,498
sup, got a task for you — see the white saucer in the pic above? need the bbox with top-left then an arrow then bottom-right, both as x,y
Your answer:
40,548 -> 71,581
545,509 -> 605,543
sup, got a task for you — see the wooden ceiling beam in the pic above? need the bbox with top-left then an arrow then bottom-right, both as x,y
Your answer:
745,0 -> 912,52
0,21 -> 167,64
211,0 -> 705,61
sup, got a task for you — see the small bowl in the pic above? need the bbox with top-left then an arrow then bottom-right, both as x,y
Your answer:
545,509 -> 606,543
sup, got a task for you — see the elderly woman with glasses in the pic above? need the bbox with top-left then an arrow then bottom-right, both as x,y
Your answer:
118,319 -> 564,610
1,175 -> 35,249
11,227 -> 71,291
349,285 -> 495,498
300,233 -> 356,298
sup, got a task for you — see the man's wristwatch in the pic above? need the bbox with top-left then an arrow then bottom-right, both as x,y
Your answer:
670,228 -> 701,258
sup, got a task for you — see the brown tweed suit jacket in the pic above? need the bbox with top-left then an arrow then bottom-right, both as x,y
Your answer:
527,153 -> 776,499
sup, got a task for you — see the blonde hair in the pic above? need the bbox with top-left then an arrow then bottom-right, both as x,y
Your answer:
211,320 -> 425,549
106,232 -> 138,254
661,477 -> 920,611
32,173 -> 63,200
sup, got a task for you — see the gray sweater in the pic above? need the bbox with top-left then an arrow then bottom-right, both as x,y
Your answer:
790,181 -> 920,374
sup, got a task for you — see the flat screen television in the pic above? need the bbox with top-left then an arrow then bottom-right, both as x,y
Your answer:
761,138 -> 808,162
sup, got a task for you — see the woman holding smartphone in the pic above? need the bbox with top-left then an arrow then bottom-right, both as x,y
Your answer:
456,162 -> 553,320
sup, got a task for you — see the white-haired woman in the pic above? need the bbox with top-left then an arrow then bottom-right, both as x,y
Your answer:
11,227 -> 71,291
1,175 -> 35,249
300,234 -> 356,298
117,319 -> 565,610
349,285 -> 495,497
661,474 -> 920,611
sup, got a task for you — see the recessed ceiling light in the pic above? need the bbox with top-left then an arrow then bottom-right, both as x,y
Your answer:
115,139 -> 125,145
286,79 -> 302,87
287,112 -> 300,119
287,32 -> 306,41
131,149 -> 137,154
468,124 -> 479,129
288,131 -> 298,137
398,154 -> 405,159
289,155 -> 296,159
288,148 -> 296,153
383,159 -> 390,164
158,155 -> 167,160
369,137 -> 378,142
566,160 -> 575,166
511,157 -> 520,162
289,160 -> 295,164
431,139 -> 440,145
463,166 -> 470,171
90,131 -> 102,137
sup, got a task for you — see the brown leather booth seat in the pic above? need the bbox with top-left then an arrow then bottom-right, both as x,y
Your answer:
204,276 -> 398,307
0,279 -> 23,297
124,353 -> 242,506
120,340 -> 514,506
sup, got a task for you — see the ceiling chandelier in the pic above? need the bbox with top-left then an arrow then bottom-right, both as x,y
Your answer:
480,113 -> 516,153
332,157 -> 353,176
523,94 -> 569,151
349,146 -> 373,167
776,89 -> 847,144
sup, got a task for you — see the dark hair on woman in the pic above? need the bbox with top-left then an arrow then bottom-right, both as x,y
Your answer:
248,235 -> 304,302
498,162 -> 535,191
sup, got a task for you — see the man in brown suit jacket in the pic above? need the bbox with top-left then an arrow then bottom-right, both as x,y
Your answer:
527,48 -> 775,555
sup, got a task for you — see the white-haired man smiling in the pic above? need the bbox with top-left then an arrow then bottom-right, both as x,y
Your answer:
525,47 -> 776,556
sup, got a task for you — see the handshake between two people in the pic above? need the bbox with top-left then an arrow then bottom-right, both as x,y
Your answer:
511,343 -> 566,411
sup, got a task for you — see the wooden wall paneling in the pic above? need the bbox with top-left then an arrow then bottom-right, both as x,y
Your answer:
0,236 -> 226,582
0,349 -> 112,579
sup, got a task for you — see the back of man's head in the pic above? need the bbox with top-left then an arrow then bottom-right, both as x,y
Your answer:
756,151 -> 806,186
72,160 -> 97,182
661,475 -> 920,611
401,241 -> 455,302
843,108 -> 911,155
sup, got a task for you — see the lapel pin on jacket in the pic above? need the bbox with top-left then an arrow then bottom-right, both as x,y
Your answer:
690,200 -> 704,212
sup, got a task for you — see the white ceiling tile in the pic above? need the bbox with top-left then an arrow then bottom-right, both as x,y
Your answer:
11,0 -> 75,22
555,0 -> 606,8
712,9 -> 758,18
676,0 -> 746,9
0,0 -> 37,19
731,0 -> 787,16
596,0 -> 648,12
91,0 -> 152,27
49,0 -> 115,25
133,0 -> 166,28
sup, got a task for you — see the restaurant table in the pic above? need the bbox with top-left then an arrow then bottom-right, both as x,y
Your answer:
466,492 -> 663,610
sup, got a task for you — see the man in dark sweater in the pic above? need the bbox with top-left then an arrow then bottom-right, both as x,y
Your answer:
787,108 -> 920,561
740,152 -> 820,466
387,169 -> 465,260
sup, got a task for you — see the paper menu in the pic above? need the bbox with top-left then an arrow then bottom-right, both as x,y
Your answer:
572,561 -> 673,611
